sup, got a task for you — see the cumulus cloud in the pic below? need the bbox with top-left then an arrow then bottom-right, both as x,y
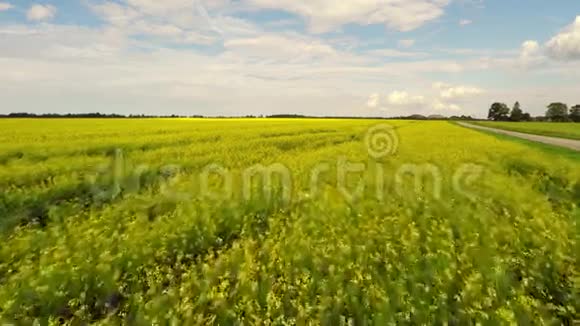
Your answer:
432,99 -> 461,111
433,82 -> 484,99
386,91 -> 425,106
5,1 -> 567,118
516,40 -> 546,68
364,90 -> 429,113
246,0 -> 451,33
27,4 -> 57,21
428,82 -> 485,112
6,23 -> 466,116
365,89 -> 469,114
0,2 -> 13,11
367,81 -> 486,114
507,17 -> 580,68
521,40 -> 540,57
545,16 -> 580,61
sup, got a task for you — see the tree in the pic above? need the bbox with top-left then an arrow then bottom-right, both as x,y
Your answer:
570,105 -> 580,122
510,101 -> 524,121
521,112 -> 532,121
488,102 -> 510,121
546,103 -> 569,122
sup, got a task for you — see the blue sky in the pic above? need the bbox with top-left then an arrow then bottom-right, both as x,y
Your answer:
1,0 -> 579,117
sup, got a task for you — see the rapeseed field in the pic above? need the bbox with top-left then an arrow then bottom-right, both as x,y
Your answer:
0,119 -> 577,324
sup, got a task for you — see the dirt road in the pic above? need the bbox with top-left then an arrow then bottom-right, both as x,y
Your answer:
456,122 -> 580,151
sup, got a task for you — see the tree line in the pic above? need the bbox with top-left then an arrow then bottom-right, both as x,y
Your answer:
488,102 -> 580,122
0,113 -> 476,120
0,113 -> 204,119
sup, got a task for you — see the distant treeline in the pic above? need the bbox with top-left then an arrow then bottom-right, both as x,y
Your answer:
389,114 -> 476,121
4,103 -> 579,122
267,114 -> 477,120
0,113 -> 205,119
488,102 -> 580,122
0,112 -> 478,121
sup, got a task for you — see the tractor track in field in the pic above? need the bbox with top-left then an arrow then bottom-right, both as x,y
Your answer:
457,122 -> 580,151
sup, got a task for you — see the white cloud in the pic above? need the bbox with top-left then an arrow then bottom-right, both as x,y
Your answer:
370,89 -> 467,114
90,1 -> 271,45
246,0 -> 451,33
0,24 -> 406,116
428,81 -> 488,113
432,82 -> 448,89
224,35 -> 339,62
366,93 -> 380,108
5,3 -> 578,118
90,0 -> 232,44
95,0 -> 451,37
459,19 -> 472,26
0,2 -> 13,11
368,48 -> 428,58
521,40 -> 540,57
91,2 -> 140,26
433,82 -> 484,99
545,16 -> 580,61
0,24 -> 126,60
501,17 -> 580,70
386,91 -> 425,106
27,4 -> 57,21
432,99 -> 461,111
398,39 -> 415,48
124,0 -> 193,14
518,40 -> 545,68
363,90 -> 429,113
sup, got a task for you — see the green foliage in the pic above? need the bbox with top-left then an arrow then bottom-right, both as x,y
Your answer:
546,103 -> 570,122
570,105 -> 580,123
0,119 -> 578,324
474,121 -> 580,140
521,112 -> 532,122
488,103 -> 511,121
510,102 -> 524,122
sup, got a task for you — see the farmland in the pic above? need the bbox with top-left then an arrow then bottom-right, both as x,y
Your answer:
473,121 -> 580,140
0,118 -> 578,324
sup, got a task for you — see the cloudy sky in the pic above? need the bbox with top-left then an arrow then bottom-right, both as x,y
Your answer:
0,0 -> 579,117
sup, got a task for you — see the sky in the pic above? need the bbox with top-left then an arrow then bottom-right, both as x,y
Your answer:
0,0 -> 579,118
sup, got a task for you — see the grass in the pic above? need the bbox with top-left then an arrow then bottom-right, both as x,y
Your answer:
456,122 -> 580,161
0,118 -> 578,324
472,121 -> 580,140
